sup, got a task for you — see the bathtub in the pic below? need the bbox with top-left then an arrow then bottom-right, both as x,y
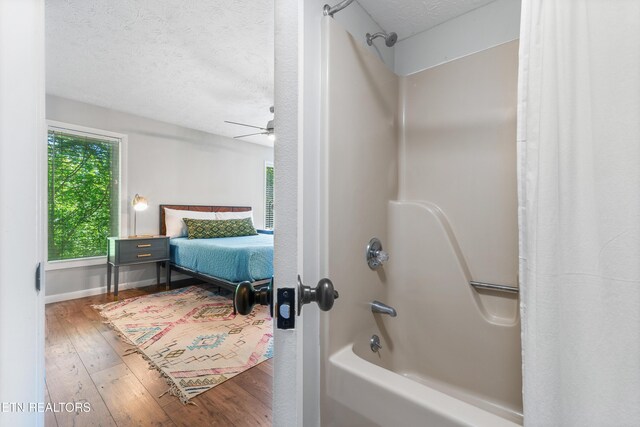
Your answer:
327,343 -> 521,427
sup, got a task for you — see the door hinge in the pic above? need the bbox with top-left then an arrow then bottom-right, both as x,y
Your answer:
35,262 -> 41,292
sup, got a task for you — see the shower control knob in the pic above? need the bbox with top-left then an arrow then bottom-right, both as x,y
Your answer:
366,237 -> 389,270
234,280 -> 272,316
297,275 -> 339,315
375,250 -> 389,264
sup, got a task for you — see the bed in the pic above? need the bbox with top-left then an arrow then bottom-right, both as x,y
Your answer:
159,204 -> 273,294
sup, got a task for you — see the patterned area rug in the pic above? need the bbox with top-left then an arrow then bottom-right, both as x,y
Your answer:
94,286 -> 273,403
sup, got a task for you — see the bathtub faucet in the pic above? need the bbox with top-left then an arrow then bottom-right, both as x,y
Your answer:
371,300 -> 397,317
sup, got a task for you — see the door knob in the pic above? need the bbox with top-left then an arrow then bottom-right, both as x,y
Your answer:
234,280 -> 272,315
297,275 -> 339,315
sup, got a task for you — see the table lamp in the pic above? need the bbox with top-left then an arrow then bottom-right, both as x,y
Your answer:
131,194 -> 149,237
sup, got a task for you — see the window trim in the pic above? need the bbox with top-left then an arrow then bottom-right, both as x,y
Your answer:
264,161 -> 274,230
45,120 -> 128,270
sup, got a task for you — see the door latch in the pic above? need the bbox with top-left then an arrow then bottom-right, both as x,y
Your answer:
276,287 -> 295,330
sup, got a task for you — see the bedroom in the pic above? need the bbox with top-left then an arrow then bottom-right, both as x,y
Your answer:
43,0 -> 276,425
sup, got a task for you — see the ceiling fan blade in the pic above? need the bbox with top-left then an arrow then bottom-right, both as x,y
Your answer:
234,132 -> 268,138
224,120 -> 267,131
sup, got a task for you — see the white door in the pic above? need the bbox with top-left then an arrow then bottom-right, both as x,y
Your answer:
0,0 -> 46,426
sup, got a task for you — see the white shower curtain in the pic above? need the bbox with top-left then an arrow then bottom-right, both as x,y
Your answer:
518,1 -> 640,425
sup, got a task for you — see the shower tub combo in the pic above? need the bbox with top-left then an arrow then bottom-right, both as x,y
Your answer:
319,8 -> 521,426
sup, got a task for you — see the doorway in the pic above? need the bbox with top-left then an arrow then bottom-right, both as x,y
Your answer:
43,1 -> 275,425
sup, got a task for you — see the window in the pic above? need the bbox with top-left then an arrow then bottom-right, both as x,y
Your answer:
265,162 -> 274,230
47,123 -> 124,262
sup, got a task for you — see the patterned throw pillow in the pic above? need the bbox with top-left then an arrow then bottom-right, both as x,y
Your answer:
183,217 -> 258,239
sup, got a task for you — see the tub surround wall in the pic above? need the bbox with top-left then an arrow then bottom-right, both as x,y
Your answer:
321,16 -> 399,357
321,18 -> 521,426
376,201 -> 520,418
320,16 -> 399,425
347,201 -> 521,421
301,3 -> 395,426
401,40 -> 519,289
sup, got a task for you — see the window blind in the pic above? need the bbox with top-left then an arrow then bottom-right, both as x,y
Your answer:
265,164 -> 274,230
47,129 -> 120,261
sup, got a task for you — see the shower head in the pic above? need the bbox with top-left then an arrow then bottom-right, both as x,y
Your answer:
384,32 -> 398,47
366,31 -> 398,48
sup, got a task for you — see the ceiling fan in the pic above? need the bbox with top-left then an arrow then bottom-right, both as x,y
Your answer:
225,106 -> 275,141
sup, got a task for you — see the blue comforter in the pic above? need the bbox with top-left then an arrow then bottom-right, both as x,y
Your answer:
170,234 -> 273,283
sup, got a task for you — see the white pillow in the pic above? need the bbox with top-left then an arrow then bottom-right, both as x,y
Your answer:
216,210 -> 253,222
164,208 -> 218,238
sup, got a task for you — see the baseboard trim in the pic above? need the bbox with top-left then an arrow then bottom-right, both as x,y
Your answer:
44,273 -> 197,304
44,278 -> 158,304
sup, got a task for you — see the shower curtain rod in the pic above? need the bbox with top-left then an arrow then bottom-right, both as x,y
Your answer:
323,0 -> 355,17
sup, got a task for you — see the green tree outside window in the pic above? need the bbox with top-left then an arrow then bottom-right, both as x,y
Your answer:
48,130 -> 120,261
265,164 -> 274,230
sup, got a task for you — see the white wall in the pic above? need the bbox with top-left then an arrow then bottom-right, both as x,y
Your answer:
394,0 -> 521,76
45,95 -> 273,300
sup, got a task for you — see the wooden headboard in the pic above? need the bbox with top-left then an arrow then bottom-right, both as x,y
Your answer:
159,204 -> 252,236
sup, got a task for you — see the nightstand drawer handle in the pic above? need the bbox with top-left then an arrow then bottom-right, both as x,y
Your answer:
137,244 -> 152,248
137,253 -> 152,258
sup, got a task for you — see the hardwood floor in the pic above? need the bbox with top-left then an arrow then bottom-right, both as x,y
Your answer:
45,284 -> 273,427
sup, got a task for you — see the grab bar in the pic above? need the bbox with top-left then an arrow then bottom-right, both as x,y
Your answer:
469,281 -> 519,294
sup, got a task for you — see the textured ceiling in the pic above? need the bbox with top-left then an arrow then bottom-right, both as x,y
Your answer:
46,1 -> 495,145
359,0 -> 497,40
46,0 -> 274,146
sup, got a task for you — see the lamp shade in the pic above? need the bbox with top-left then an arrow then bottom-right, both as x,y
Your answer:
132,194 -> 148,211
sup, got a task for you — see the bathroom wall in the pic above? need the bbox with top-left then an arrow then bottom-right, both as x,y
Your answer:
400,40 -> 519,287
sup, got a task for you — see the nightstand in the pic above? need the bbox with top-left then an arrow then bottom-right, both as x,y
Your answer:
107,236 -> 170,299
